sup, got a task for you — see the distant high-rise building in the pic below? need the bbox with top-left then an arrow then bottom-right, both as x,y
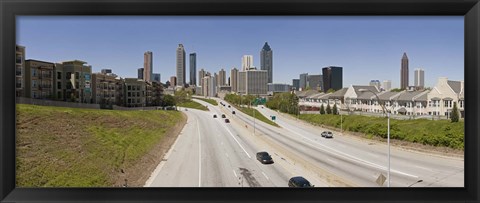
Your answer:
214,73 -> 219,86
383,80 -> 392,91
260,42 -> 273,83
153,73 -> 161,83
144,51 -> 153,82
238,69 -> 268,95
299,73 -> 308,90
242,55 -> 253,71
307,75 -> 322,91
101,69 -> 112,74
292,79 -> 300,91
170,76 -> 177,87
202,75 -> 217,97
176,44 -> 186,86
189,53 -> 196,86
401,52 -> 409,89
219,68 -> 226,86
369,80 -> 381,90
231,67 -> 239,93
414,68 -> 425,89
322,66 -> 343,93
199,68 -> 206,88
138,68 -> 144,80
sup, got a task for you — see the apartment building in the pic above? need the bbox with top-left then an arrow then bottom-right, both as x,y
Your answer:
54,60 -> 92,103
16,45 -> 26,97
92,72 -> 117,104
123,78 -> 146,107
24,60 -> 54,99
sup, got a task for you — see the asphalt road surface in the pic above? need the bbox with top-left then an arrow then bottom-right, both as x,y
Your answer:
145,98 -> 463,187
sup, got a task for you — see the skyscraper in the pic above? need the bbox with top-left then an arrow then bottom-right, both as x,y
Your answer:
138,68 -> 144,80
307,75 -> 322,91
219,68 -> 226,86
189,53 -> 196,86
176,44 -> 186,86
242,55 -> 253,71
153,73 -> 161,83
144,51 -> 153,82
383,80 -> 392,91
401,52 -> 409,89
199,68 -> 206,88
292,79 -> 300,91
260,42 -> 273,83
322,66 -> 343,93
414,68 -> 425,89
231,67 -> 239,93
369,80 -> 381,90
299,73 -> 308,90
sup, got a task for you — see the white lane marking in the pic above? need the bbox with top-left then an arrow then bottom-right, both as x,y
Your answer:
262,172 -> 269,180
414,165 -> 435,172
281,124 -> 418,179
233,170 -> 238,178
197,119 -> 202,187
220,122 -> 251,159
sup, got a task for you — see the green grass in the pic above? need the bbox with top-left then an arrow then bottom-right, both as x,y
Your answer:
194,98 -> 218,106
16,104 -> 184,187
177,100 -> 209,111
298,114 -> 464,150
237,106 -> 279,127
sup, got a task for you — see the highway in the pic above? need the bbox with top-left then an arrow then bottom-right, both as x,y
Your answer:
145,98 -> 464,187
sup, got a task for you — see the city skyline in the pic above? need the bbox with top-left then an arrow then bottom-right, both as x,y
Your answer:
17,16 -> 463,88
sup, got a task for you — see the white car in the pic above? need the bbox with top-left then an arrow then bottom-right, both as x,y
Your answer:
321,131 -> 333,138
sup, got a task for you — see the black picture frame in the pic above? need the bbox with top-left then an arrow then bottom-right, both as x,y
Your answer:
1,0 -> 479,202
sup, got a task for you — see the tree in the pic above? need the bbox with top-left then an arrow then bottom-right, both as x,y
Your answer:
320,104 -> 325,114
333,104 -> 338,115
326,104 -> 332,114
451,102 -> 459,122
162,94 -> 176,107
327,88 -> 336,93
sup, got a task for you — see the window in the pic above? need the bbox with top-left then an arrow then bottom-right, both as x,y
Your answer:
128,92 -> 131,97
33,91 -> 37,98
32,68 -> 37,77
75,72 -> 79,79
57,82 -> 61,89
128,85 -> 131,90
66,72 -> 72,79
32,80 -> 37,88
57,91 -> 62,99
57,72 -> 62,80
460,100 -> 464,108
75,82 -> 79,89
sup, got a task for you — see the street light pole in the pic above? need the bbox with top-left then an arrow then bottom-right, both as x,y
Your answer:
359,88 -> 390,187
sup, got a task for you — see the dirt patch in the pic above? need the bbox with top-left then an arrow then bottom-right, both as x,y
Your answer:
119,113 -> 187,187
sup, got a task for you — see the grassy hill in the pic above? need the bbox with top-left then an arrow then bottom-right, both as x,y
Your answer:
16,104 -> 186,187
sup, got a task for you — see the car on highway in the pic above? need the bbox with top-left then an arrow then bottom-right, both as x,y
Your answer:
232,111 -> 235,114
224,118 -> 230,123
228,105 -> 231,108
221,114 -> 226,118
288,176 -> 314,187
321,131 -> 333,138
256,152 -> 274,164
213,114 -> 217,118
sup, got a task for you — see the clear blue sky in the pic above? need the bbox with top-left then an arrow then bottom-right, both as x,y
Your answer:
17,16 -> 463,88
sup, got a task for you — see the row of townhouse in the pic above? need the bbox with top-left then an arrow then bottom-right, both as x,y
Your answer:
15,46 -> 163,108
297,77 -> 464,119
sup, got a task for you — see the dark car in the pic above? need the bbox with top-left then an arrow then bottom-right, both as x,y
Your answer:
321,131 -> 333,138
256,152 -> 274,164
288,176 -> 314,187
225,118 -> 230,123
228,105 -> 231,108
213,114 -> 217,118
222,114 -> 226,118
232,111 -> 236,115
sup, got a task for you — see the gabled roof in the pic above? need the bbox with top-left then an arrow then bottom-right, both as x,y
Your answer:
318,93 -> 332,100
296,90 -> 318,98
329,88 -> 348,99
396,91 -> 425,101
414,92 -> 428,101
306,92 -> 324,99
357,91 -> 376,100
447,80 -> 462,94
378,91 -> 401,101
352,85 -> 379,96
